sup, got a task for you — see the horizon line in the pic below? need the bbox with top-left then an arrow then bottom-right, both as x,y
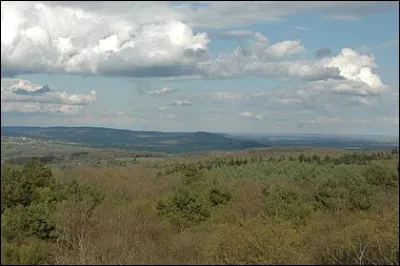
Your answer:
1,125 -> 399,138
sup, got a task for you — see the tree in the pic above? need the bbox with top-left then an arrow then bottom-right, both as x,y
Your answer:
156,187 -> 210,232
1,159 -> 55,212
364,164 -> 398,188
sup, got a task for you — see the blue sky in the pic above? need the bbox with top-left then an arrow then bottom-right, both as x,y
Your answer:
1,1 -> 399,136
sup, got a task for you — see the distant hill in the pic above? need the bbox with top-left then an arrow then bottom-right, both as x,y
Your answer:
1,126 -> 268,153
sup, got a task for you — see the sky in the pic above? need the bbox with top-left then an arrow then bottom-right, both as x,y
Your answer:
1,1 -> 399,136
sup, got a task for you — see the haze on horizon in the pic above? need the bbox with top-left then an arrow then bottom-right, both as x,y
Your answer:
1,1 -> 399,136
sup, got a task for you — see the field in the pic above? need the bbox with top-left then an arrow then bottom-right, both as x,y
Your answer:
1,141 -> 399,265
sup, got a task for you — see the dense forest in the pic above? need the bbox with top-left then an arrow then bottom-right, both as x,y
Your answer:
1,149 -> 399,265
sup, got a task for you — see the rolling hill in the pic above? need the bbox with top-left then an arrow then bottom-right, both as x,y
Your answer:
1,126 -> 269,153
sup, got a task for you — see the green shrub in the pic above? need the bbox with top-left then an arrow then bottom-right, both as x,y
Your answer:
200,217 -> 310,264
1,205 -> 30,241
1,159 -> 55,211
364,163 -> 398,188
315,172 -> 375,211
1,238 -> 52,265
26,203 -> 57,241
181,165 -> 203,185
262,184 -> 312,225
209,187 -> 232,206
157,187 -> 210,231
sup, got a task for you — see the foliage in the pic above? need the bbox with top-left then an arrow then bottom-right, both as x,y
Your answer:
209,187 -> 232,206
1,159 -> 54,211
262,184 -> 313,225
1,149 -> 399,265
157,187 -> 210,231
314,172 -> 376,211
1,159 -> 105,265
363,163 -> 398,188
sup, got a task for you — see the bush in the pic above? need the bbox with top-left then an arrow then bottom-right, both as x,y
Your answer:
1,238 -> 53,265
315,171 -> 375,211
307,212 -> 399,265
262,184 -> 313,225
209,187 -> 232,206
1,159 -> 55,211
181,165 -> 203,185
25,203 -> 57,240
364,163 -> 398,188
200,217 -> 310,264
156,187 -> 210,231
1,205 -> 30,241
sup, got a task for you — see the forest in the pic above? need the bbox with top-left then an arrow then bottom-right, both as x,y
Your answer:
1,148 -> 399,265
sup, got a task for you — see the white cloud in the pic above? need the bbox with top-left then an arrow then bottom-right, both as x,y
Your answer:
139,86 -> 176,96
263,40 -> 305,60
1,2 -> 209,77
278,97 -> 303,105
160,113 -> 178,119
209,29 -> 255,39
342,97 -> 376,107
1,102 -> 86,115
237,111 -> 265,120
1,78 -> 96,114
308,116 -> 344,124
39,1 -> 396,29
212,92 -> 245,102
247,34 -> 304,60
351,119 -> 372,124
298,48 -> 389,96
325,48 -> 384,90
197,52 -> 340,80
170,99 -> 192,106
157,106 -> 169,111
308,79 -> 385,96
0,1 -> 392,90
326,15 -> 360,21
293,26 -> 311,31
100,108 -> 132,118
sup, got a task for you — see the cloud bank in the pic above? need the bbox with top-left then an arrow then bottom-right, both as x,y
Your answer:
0,1 -> 389,99
1,78 -> 97,114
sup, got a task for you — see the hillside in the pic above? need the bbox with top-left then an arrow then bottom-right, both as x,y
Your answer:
1,126 -> 268,153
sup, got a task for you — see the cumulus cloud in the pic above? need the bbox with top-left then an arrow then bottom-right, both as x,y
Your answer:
1,78 -> 97,114
263,40 -> 305,60
306,48 -> 388,96
307,79 -> 385,96
39,1 -> 396,29
209,29 -> 255,40
325,48 -> 382,87
1,2 -> 209,78
0,1 -> 391,92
